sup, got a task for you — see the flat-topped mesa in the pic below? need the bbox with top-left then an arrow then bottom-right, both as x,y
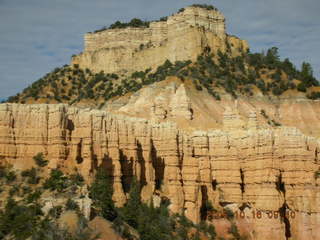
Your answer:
72,5 -> 248,74
84,6 -> 226,52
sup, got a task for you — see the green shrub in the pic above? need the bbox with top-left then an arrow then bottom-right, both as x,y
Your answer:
66,199 -> 79,211
0,166 -> 6,179
229,223 -> 241,239
196,84 -> 203,91
43,169 -> 68,192
191,4 -> 217,10
110,73 -> 119,79
207,224 -> 217,240
260,109 -> 268,119
159,17 -> 168,22
272,87 -> 284,96
9,185 -> 20,196
0,197 -> 43,239
70,173 -> 84,186
257,80 -> 267,92
107,18 -> 150,30
48,206 -> 63,219
26,189 -> 42,203
131,71 -> 146,79
307,92 -> 320,100
21,168 -> 40,184
5,170 -> 16,183
33,153 -> 48,167
271,120 -> 282,127
224,208 -> 234,220
297,82 -> 307,92
22,185 -> 32,195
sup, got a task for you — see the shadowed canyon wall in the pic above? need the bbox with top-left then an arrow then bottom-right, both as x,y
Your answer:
0,103 -> 319,240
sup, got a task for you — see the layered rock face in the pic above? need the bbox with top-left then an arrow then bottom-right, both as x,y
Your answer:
72,6 -> 248,74
0,103 -> 319,240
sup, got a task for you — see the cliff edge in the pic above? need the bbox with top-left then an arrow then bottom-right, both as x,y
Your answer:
71,6 -> 248,74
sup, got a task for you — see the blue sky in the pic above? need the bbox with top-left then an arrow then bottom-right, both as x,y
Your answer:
0,0 -> 319,99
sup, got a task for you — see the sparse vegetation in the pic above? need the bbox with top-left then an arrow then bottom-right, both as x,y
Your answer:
260,109 -> 281,127
0,157 -> 97,240
191,4 -> 218,11
178,4 -> 218,12
93,18 -> 150,33
6,44 -> 320,105
0,166 -> 17,183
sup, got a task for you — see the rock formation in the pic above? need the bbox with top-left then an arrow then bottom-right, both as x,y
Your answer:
0,103 -> 319,240
72,6 -> 248,74
169,84 -> 193,120
2,4 -> 320,240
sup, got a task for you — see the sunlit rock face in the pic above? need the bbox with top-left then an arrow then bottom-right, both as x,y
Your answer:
0,102 -> 319,240
71,6 -> 248,74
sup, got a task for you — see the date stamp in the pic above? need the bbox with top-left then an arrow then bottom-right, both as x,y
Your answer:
208,210 -> 296,220
235,210 -> 296,219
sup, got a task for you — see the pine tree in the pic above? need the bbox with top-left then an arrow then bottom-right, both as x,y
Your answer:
121,177 -> 141,228
300,62 -> 317,87
89,167 -> 117,221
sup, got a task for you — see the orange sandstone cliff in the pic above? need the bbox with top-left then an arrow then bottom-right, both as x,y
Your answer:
0,100 -> 319,240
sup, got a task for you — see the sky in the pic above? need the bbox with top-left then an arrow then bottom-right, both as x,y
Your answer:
0,0 -> 319,100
